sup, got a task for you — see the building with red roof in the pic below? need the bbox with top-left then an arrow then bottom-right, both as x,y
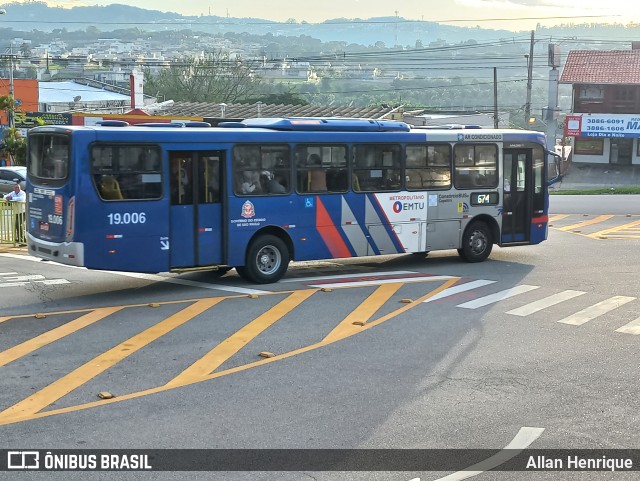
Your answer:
560,48 -> 640,165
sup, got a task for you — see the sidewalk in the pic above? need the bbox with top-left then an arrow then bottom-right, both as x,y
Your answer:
0,244 -> 28,254
553,162 -> 640,190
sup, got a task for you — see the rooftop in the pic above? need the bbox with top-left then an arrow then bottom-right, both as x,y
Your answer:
560,50 -> 640,85
156,102 -> 399,121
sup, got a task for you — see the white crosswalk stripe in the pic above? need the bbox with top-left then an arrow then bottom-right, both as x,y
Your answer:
422,279 -> 496,303
506,290 -> 587,317
616,317 -> 640,335
456,285 -> 540,309
0,271 -> 70,288
557,296 -> 636,326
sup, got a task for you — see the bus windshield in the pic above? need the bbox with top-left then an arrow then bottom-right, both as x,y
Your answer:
28,133 -> 70,184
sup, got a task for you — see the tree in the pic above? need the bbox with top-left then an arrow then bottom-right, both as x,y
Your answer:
144,51 -> 261,103
19,42 -> 31,58
0,95 -> 27,165
2,127 -> 26,166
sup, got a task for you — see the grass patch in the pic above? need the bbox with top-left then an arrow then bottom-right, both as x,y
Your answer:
551,186 -> 640,195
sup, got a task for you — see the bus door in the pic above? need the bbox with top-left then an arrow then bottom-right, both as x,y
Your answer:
169,151 -> 224,267
502,149 -> 532,243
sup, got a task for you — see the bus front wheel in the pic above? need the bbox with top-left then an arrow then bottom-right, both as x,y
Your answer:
236,235 -> 290,284
458,222 -> 493,263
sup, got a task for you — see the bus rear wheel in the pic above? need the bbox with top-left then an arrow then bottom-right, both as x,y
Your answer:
236,234 -> 290,284
458,222 -> 493,263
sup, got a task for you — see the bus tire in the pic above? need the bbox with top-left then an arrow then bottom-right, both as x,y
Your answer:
459,222 -> 493,263
237,234 -> 290,284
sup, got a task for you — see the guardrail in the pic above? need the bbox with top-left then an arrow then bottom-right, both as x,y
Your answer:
0,199 -> 26,246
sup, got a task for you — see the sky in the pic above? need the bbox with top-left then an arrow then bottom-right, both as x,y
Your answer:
43,0 -> 638,30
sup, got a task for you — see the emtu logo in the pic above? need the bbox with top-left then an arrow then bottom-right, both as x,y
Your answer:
7,451 -> 40,469
393,201 -> 403,213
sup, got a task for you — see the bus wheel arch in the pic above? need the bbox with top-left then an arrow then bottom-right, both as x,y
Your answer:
458,215 -> 497,263
236,227 -> 293,284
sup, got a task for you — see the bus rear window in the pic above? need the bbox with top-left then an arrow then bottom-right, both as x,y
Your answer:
28,134 -> 70,182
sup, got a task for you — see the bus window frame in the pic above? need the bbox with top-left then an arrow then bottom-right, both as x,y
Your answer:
352,143 -> 402,193
232,144 -> 291,196
405,143 -> 452,191
294,143 -> 349,194
91,142 -> 164,202
453,143 -> 499,190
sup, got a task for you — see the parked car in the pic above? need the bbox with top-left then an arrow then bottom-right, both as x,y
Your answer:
0,166 -> 27,197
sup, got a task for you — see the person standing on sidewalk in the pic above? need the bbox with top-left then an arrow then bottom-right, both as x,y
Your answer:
3,183 -> 26,245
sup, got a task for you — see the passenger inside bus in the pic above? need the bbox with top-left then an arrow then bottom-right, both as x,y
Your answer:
307,154 -> 327,192
98,175 -> 124,200
239,155 -> 265,194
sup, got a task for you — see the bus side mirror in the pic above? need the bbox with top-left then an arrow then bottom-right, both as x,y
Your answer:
546,150 -> 562,186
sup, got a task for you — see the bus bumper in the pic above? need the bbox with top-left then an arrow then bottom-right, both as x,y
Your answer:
27,232 -> 85,267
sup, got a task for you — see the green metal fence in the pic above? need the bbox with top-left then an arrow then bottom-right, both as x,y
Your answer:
0,199 -> 26,246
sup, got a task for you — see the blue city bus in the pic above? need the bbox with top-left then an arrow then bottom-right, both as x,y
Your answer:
25,118 -> 558,283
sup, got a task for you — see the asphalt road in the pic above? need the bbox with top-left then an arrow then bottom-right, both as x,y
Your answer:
0,196 -> 639,481
550,194 -> 640,215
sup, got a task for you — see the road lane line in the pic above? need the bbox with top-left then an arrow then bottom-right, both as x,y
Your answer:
0,307 -> 124,367
0,298 -> 223,422
0,253 -> 267,295
556,215 -> 614,232
310,275 -> 456,289
0,272 -> 18,275
587,219 -> 640,239
433,427 -> 545,481
456,285 -> 539,309
506,290 -> 586,317
0,279 -> 461,426
322,283 -> 403,344
165,290 -> 317,387
616,316 -> 640,335
422,279 -> 496,304
557,296 -> 636,326
98,271 -> 268,295
0,275 -> 45,282
281,271 -> 416,283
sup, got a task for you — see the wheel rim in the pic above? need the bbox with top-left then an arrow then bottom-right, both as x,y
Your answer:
469,229 -> 488,256
255,244 -> 281,275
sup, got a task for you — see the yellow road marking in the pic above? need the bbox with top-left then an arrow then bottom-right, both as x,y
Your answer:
587,219 -> 640,239
165,290 -> 316,386
323,283 -> 403,343
0,298 -> 223,423
557,215 -> 614,232
0,307 -> 124,367
0,278 -> 460,426
548,214 -> 570,222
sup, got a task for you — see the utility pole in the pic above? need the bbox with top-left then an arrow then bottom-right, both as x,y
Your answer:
8,46 -> 14,129
525,30 -> 534,127
0,49 -> 17,129
545,44 -> 561,152
493,67 -> 499,128
0,8 -> 13,129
